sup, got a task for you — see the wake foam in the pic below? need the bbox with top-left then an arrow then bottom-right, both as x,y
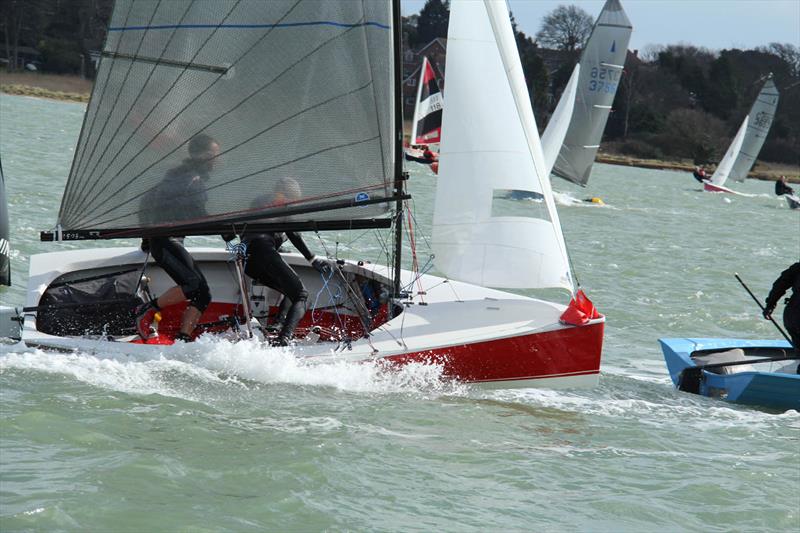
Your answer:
0,338 -> 466,399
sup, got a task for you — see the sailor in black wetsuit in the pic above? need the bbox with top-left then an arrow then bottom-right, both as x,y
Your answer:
135,134 -> 218,342
775,176 -> 795,196
243,177 -> 332,346
693,166 -> 709,183
764,262 -> 800,350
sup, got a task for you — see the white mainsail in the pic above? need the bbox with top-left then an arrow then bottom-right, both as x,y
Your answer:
432,0 -> 572,291
552,0 -> 632,186
709,116 -> 749,187
541,64 -> 580,175
56,0 -> 395,234
730,76 -> 779,182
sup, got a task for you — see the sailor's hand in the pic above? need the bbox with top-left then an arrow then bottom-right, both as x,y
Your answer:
763,304 -> 775,320
311,257 -> 334,277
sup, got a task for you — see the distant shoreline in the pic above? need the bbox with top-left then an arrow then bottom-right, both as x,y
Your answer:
2,73 -> 797,183
0,72 -> 91,103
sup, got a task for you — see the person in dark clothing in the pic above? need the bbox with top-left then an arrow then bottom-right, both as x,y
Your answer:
693,166 -> 709,183
764,262 -> 800,350
775,176 -> 795,196
135,134 -> 219,342
243,177 -> 332,346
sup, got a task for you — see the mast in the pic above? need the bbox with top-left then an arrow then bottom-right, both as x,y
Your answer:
391,0 -> 406,299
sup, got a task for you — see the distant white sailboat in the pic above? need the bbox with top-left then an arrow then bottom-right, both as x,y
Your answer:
704,75 -> 779,194
550,0 -> 632,187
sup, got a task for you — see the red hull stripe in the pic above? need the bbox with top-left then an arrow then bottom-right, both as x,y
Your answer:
385,321 -> 604,383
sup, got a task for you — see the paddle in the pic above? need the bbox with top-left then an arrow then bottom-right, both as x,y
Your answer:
734,272 -> 795,349
678,273 -> 798,393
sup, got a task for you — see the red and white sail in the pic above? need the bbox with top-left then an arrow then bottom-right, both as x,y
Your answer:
410,56 -> 443,147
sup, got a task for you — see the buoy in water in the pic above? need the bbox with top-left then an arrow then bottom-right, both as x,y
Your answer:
583,197 -> 604,205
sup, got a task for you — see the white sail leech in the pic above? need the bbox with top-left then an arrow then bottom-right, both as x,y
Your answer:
432,0 -> 573,292
709,116 -> 749,187
541,64 -> 580,175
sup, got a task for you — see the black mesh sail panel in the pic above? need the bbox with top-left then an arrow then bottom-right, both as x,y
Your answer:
57,0 -> 395,235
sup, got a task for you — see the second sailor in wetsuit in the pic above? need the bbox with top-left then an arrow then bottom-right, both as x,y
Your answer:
775,176 -> 795,196
693,166 -> 709,183
243,177 -> 333,346
135,134 -> 218,342
764,261 -> 800,351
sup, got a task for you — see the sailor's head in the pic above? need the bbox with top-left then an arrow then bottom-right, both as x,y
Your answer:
273,177 -> 302,206
188,134 -> 220,170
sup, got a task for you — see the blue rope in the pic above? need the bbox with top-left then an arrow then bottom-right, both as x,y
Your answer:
226,240 -> 247,261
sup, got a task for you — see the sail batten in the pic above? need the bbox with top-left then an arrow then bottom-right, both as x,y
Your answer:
57,0 -> 396,235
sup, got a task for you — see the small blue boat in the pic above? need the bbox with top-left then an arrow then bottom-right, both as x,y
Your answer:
659,338 -> 799,411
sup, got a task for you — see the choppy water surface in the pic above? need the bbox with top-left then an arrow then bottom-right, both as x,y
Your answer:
1,94 -> 798,532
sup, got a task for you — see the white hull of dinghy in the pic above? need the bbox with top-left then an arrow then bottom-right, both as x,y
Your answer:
21,247 -> 604,389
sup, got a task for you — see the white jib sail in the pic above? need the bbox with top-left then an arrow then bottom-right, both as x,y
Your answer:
432,0 -> 573,291
730,76 -> 779,182
541,64 -> 580,176
709,115 -> 749,187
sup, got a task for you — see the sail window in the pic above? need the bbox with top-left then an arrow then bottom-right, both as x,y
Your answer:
491,189 -> 549,220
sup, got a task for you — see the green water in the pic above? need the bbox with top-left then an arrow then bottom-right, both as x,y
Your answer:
1,93 -> 798,532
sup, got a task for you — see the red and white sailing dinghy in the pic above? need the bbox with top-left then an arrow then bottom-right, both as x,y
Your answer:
404,55 -> 442,167
21,0 -> 604,389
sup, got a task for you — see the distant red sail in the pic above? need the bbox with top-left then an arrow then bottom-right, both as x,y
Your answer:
411,56 -> 443,146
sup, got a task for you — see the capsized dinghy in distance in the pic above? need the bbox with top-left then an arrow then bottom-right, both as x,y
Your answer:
659,337 -> 799,411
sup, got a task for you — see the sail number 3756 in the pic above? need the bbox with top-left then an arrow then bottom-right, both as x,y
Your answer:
588,66 -> 619,93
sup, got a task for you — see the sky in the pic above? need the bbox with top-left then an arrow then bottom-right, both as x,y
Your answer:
401,0 -> 800,53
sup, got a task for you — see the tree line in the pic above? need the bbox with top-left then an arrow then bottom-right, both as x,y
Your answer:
403,1 -> 799,166
2,0 -> 798,166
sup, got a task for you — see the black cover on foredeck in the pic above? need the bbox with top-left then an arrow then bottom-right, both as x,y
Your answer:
36,268 -> 143,337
